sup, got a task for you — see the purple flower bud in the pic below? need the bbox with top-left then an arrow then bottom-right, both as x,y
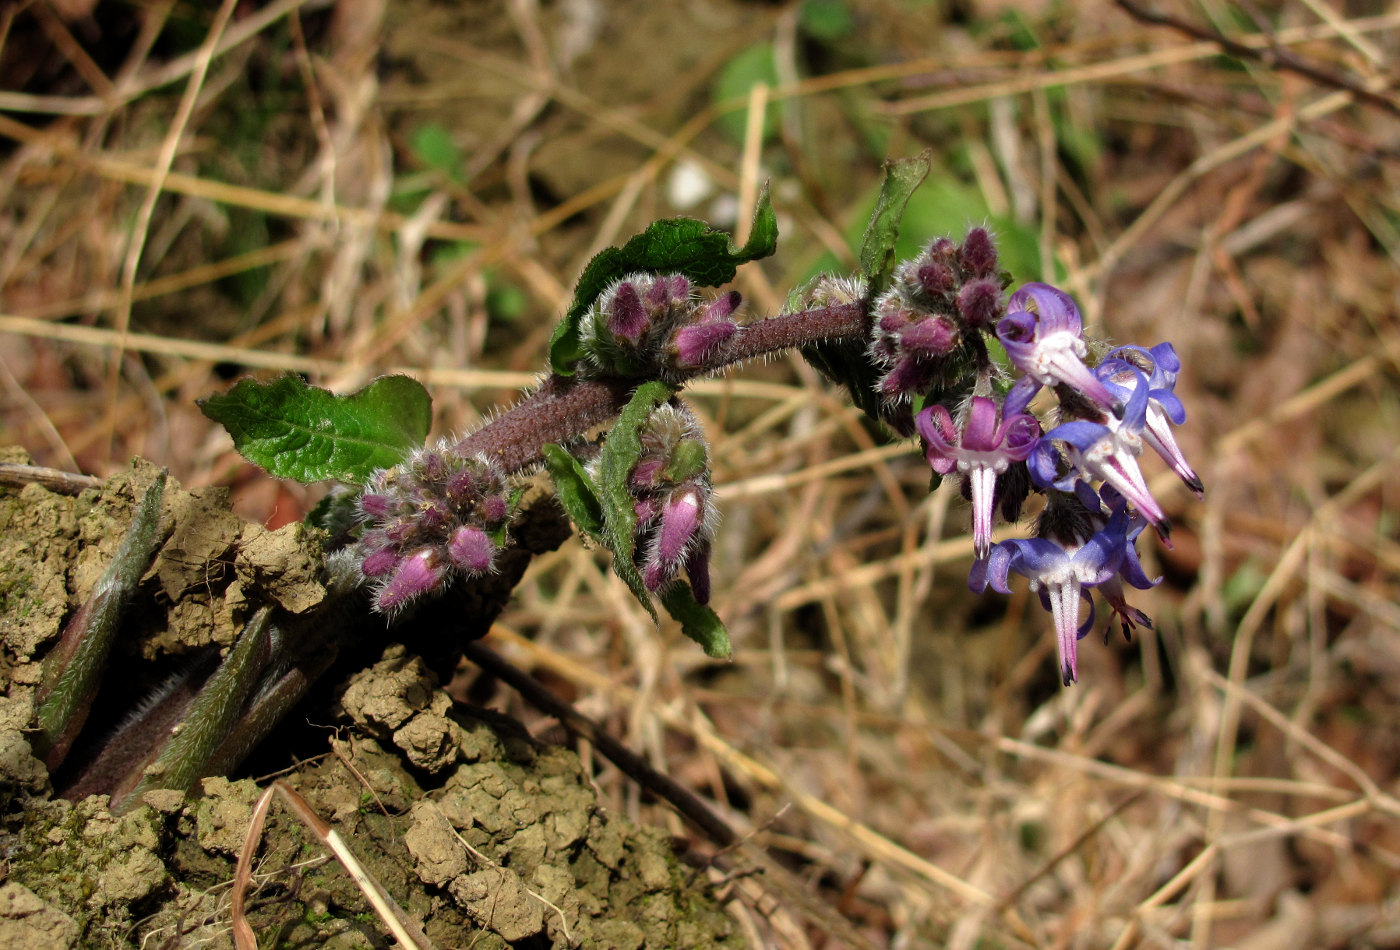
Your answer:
643,490 -> 701,591
448,525 -> 496,573
480,493 -> 509,525
674,321 -> 737,368
899,315 -> 960,357
916,261 -> 956,297
384,518 -> 417,544
878,357 -> 936,399
420,502 -> 450,532
418,451 -> 446,483
630,458 -> 666,489
634,496 -> 662,523
375,547 -> 447,612
445,469 -> 477,503
360,493 -> 394,518
645,274 -> 683,310
360,545 -> 399,578
701,290 -> 741,323
958,227 -> 998,278
956,278 -> 1003,330
608,281 -> 649,343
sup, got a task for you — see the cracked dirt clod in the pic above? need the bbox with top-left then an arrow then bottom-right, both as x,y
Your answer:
1,458 -> 741,948
0,882 -> 80,950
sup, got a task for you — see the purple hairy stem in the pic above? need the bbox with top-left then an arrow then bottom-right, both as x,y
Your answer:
453,302 -> 868,475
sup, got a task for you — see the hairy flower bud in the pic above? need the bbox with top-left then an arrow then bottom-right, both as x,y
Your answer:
354,440 -> 516,614
869,288 -> 963,401
448,525 -> 496,573
956,278 -> 1004,330
957,227 -> 998,279
625,402 -> 718,597
375,547 -> 448,613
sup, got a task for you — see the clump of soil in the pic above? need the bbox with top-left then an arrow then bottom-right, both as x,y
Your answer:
0,456 -> 741,947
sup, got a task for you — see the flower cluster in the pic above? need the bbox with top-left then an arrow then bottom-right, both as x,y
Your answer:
892,245 -> 1202,685
582,273 -> 742,380
353,441 -> 514,614
868,228 -> 1007,402
625,402 -> 718,600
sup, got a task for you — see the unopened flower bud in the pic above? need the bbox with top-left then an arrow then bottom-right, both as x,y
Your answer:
353,441 -> 515,614
609,281 -> 649,343
674,321 -> 737,368
956,278 -> 1003,330
481,493 -> 509,525
644,490 -> 702,591
958,227 -> 998,278
917,260 -> 956,297
375,547 -> 447,612
359,544 -> 399,578
360,493 -> 394,518
899,314 -> 960,357
448,525 -> 496,573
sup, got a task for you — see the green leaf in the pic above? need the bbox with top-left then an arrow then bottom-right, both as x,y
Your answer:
712,44 -> 779,143
858,149 -> 932,297
595,381 -> 675,623
199,374 -> 432,484
660,583 -> 731,659
542,444 -> 604,540
799,0 -> 855,41
549,188 -> 779,375
411,123 -> 464,181
494,487 -> 527,547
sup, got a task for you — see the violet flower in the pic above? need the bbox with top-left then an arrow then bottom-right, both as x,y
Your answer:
996,283 -> 1118,411
1029,362 -> 1171,539
1100,343 -> 1203,497
970,491 -> 1143,685
916,377 -> 1041,557
1087,485 -> 1161,641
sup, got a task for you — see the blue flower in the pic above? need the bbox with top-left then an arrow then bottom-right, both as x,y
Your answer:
970,488 -> 1156,685
1099,343 -> 1203,497
996,283 -> 1118,411
1028,362 -> 1171,539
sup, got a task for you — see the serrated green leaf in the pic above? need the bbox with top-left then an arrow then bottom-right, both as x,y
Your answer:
596,381 -> 675,623
660,583 -> 731,658
199,374 -> 431,484
549,188 -> 779,375
542,444 -> 604,540
858,150 -> 932,297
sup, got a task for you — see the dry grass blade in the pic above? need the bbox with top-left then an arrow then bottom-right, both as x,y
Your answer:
230,780 -> 436,950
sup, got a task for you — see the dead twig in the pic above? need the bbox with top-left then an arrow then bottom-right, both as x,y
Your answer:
0,462 -> 102,495
1114,0 -> 1400,117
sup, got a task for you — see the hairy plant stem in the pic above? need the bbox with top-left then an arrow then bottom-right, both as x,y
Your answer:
453,302 -> 868,473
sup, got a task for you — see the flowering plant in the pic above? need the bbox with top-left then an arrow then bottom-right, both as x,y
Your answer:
200,156 -> 1201,680
38,155 -> 1200,808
